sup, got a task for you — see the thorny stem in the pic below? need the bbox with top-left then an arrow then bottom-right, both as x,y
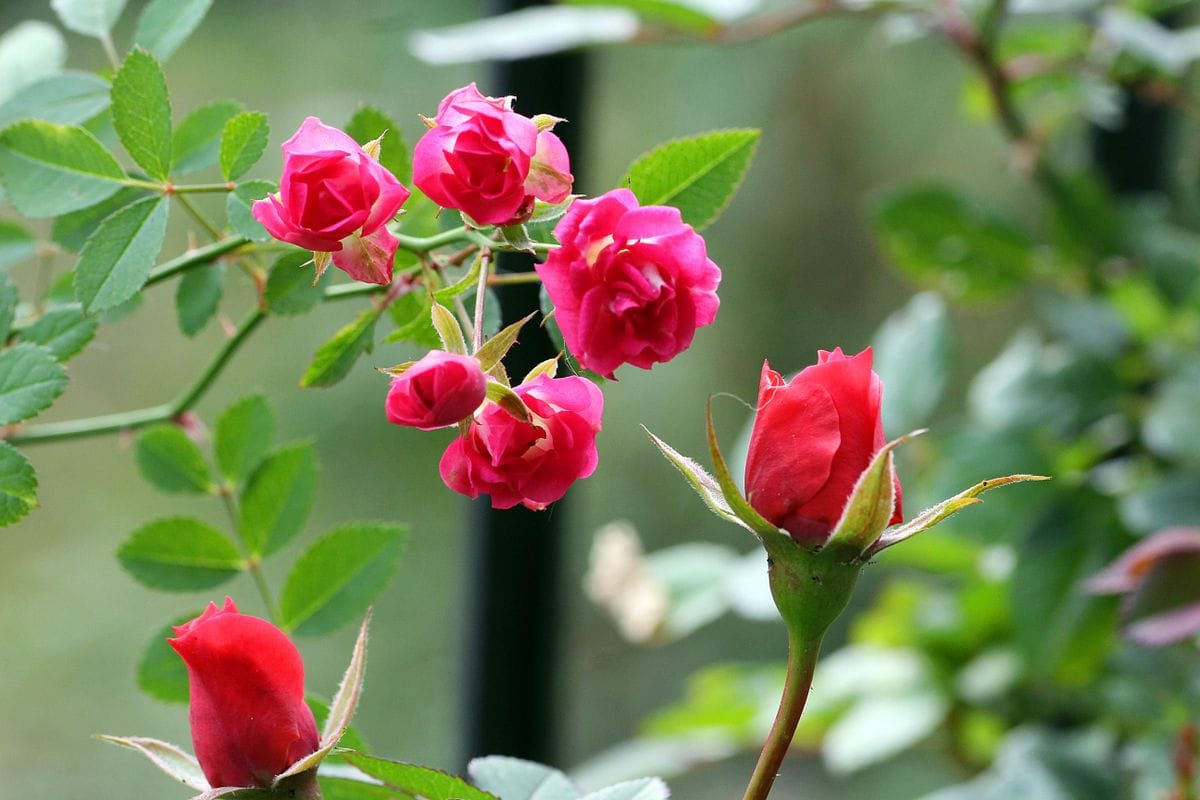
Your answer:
741,630 -> 822,800
473,248 -> 492,352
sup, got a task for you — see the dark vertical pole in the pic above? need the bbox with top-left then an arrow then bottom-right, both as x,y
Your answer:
460,0 -> 588,765
1092,91 -> 1172,194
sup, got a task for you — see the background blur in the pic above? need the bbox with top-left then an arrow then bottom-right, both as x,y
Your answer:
0,1 -> 1033,797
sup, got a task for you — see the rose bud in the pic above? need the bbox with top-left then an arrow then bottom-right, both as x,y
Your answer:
252,117 -> 411,284
168,597 -> 319,789
385,350 -> 488,431
412,83 -> 573,226
535,189 -> 721,379
744,348 -> 903,546
439,374 -> 603,510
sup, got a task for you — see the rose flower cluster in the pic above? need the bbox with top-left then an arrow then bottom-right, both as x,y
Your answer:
254,84 -> 723,511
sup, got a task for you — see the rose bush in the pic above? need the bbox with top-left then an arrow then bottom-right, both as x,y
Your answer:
536,188 -> 721,378
743,348 -> 903,545
252,116 -> 410,284
412,83 -> 572,226
168,597 -> 319,790
439,374 -> 603,510
385,350 -> 488,430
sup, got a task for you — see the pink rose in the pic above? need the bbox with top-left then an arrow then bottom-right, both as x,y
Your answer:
439,374 -> 603,510
252,117 -> 410,285
385,351 -> 488,431
535,188 -> 721,378
412,84 -> 573,226
744,348 -> 903,546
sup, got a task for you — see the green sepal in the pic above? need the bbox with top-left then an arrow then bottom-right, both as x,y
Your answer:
822,430 -> 922,562
430,301 -> 467,355
485,381 -> 531,423
475,311 -> 535,371
523,356 -> 559,384
704,397 -> 781,539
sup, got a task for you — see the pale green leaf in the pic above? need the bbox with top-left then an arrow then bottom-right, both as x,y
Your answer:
0,219 -> 35,268
0,441 -> 37,526
563,0 -> 716,33
582,779 -> 670,800
219,111 -> 268,181
20,307 -> 99,361
175,262 -> 224,337
226,179 -> 275,242
468,756 -> 579,800
0,270 -> 16,342
74,194 -> 169,312
0,343 -> 68,425
239,442 -> 317,556
136,612 -> 198,703
134,0 -> 214,61
0,120 -> 125,217
214,394 -> 274,485
300,309 -> 380,388
51,187 -> 148,253
264,250 -> 325,315
172,100 -> 242,175
0,22 -> 66,106
345,106 -> 409,183
117,517 -> 243,591
111,49 -> 172,180
51,0 -> 128,38
624,129 -> 760,230
134,424 -> 215,494
0,72 -> 111,128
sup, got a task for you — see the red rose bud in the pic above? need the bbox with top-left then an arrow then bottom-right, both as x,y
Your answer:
412,84 -> 573,226
536,189 -> 721,378
439,374 -> 603,510
744,348 -> 902,546
168,598 -> 319,789
385,350 -> 488,431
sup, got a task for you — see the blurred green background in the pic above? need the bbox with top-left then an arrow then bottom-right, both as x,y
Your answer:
0,1 -> 1031,797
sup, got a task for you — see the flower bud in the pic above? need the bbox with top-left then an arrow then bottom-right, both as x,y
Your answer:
168,597 -> 319,789
385,350 -> 488,431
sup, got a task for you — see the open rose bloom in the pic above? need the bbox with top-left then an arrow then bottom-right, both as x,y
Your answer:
253,117 -> 410,284
744,348 -> 902,545
413,83 -> 572,226
537,188 -> 721,378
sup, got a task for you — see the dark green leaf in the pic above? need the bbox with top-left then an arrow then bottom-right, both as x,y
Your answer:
111,49 -> 172,181
239,442 -> 317,557
137,612 -> 198,703
0,441 -> 37,526
0,72 -> 111,128
279,522 -> 407,636
319,777 -> 413,800
0,219 -> 35,268
50,0 -> 127,38
172,100 -> 242,175
0,120 -> 125,217
117,517 -> 243,591
624,129 -> 760,230
343,754 -> 499,800
0,270 -> 16,342
226,179 -> 275,242
134,424 -> 215,494
134,0 -> 213,61
264,250 -> 325,315
51,186 -> 148,253
384,290 -> 440,348
300,308 -> 380,388
20,307 -> 98,361
74,194 -> 169,312
214,394 -> 274,485
345,106 -> 410,183
219,111 -> 268,182
872,185 -> 1033,302
0,343 -> 67,425
175,261 -> 224,337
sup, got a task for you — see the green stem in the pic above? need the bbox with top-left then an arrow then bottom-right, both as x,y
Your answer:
473,248 -> 491,352
395,226 -> 471,253
170,310 -> 264,413
144,237 -> 251,288
219,491 -> 280,624
171,183 -> 236,194
741,631 -> 822,800
488,271 -> 544,286
173,194 -> 223,240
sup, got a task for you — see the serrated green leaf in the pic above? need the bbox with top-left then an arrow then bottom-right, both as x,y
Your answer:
219,111 -> 268,181
117,517 -> 243,591
240,442 -> 317,557
74,194 -> 169,312
319,777 -> 413,800
872,185 -> 1033,302
0,219 -> 35,268
0,270 -> 16,342
51,187 -> 148,253
0,343 -> 67,425
226,179 -> 275,242
624,129 -> 760,230
172,100 -> 242,175
384,290 -> 440,347
0,21 -> 66,107
0,120 -> 125,217
51,0 -> 128,38
112,49 -> 172,181
468,756 -> 579,800
0,71 -> 111,128
343,754 -> 499,800
135,424 -> 215,494
280,523 -> 406,636
137,612 -> 197,703
175,261 -> 224,337
20,307 -> 99,361
214,394 -> 274,484
134,0 -> 213,61
300,309 -> 380,388
264,250 -> 325,315
345,106 -> 410,183
0,441 -> 37,526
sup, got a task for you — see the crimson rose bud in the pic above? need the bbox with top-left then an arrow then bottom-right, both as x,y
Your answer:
535,188 -> 721,378
744,348 -> 902,545
168,597 -> 319,789
385,350 -> 488,430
